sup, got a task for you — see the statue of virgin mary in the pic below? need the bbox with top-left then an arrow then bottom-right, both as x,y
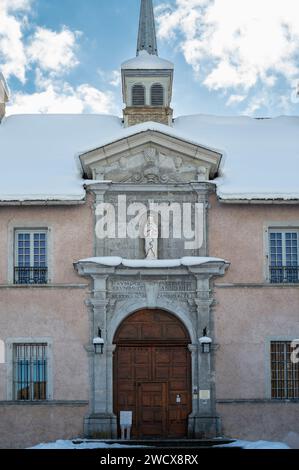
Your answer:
144,214 -> 158,259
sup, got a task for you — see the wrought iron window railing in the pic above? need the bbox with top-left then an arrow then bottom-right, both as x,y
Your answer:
269,266 -> 299,284
14,267 -> 48,285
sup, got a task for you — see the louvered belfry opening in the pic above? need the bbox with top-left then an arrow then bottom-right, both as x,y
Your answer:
132,84 -> 146,106
151,83 -> 164,106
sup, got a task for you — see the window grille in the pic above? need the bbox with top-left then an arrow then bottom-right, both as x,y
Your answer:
151,83 -> 164,106
132,84 -> 145,106
14,230 -> 48,284
269,231 -> 299,283
13,343 -> 47,400
271,341 -> 299,399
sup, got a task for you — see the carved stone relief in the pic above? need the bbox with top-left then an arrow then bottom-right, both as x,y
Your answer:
93,146 -> 209,183
107,278 -> 197,302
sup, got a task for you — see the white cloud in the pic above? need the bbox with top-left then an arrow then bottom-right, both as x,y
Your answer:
97,69 -> 121,88
0,0 -> 80,82
242,88 -> 292,116
0,0 -> 31,82
156,0 -> 299,110
226,94 -> 246,107
109,70 -> 121,87
242,94 -> 268,115
27,26 -> 80,74
0,0 -> 32,12
0,0 -> 117,116
7,81 -> 116,114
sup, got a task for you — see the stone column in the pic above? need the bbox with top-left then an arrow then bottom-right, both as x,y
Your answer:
188,274 -> 220,438
89,183 -> 111,257
190,182 -> 212,256
84,275 -> 117,438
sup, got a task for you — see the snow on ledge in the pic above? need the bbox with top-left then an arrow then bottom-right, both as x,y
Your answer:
214,439 -> 290,449
77,256 -> 226,268
199,336 -> 212,344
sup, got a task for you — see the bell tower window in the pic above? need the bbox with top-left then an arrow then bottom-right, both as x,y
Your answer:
151,83 -> 164,106
132,84 -> 145,106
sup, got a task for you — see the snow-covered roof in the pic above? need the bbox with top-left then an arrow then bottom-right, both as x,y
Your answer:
0,112 -> 298,202
122,50 -> 174,70
174,115 -> 299,201
0,114 -> 122,201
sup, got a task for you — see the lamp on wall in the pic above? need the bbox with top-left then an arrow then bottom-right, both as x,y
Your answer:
93,328 -> 104,354
199,327 -> 212,354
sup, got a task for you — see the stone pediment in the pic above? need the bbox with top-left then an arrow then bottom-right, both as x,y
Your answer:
79,129 -> 222,183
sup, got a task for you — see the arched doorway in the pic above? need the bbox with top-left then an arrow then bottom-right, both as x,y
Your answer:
113,309 -> 192,439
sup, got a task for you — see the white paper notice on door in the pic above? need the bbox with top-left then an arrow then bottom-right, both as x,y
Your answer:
199,390 -> 210,400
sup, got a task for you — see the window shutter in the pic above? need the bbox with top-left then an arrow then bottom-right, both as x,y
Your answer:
132,85 -> 145,106
151,84 -> 164,106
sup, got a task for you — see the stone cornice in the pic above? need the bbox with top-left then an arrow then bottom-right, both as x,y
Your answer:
218,197 -> 299,205
86,181 -> 213,193
215,282 -> 299,288
0,199 -> 86,206
75,260 -> 229,279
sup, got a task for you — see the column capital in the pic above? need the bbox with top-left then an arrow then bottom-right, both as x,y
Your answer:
194,298 -> 214,308
188,344 -> 198,353
90,299 -> 110,309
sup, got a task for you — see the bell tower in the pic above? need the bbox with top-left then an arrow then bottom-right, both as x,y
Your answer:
121,0 -> 174,127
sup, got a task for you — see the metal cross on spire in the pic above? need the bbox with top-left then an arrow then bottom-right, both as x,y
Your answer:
137,0 -> 158,56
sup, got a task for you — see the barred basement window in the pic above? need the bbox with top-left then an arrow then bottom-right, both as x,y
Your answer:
132,84 -> 145,106
151,83 -> 164,106
14,344 -> 47,400
271,341 -> 299,399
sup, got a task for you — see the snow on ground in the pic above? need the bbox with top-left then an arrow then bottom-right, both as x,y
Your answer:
29,440 -> 141,449
29,439 -> 290,449
214,440 -> 290,449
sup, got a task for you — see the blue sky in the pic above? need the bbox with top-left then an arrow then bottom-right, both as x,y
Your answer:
0,0 -> 298,117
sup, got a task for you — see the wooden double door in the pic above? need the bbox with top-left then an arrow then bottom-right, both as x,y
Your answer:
113,310 -> 192,439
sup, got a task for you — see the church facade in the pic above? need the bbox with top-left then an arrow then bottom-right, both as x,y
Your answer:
0,0 -> 299,448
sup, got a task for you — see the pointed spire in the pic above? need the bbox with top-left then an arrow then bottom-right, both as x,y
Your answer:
137,0 -> 158,56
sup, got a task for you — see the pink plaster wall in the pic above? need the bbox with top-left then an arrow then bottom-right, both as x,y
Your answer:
0,195 -> 94,284
0,404 -> 88,448
0,288 -> 90,400
0,197 -> 94,401
209,194 -> 299,283
217,402 -> 299,442
209,194 -> 299,402
214,287 -> 299,399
